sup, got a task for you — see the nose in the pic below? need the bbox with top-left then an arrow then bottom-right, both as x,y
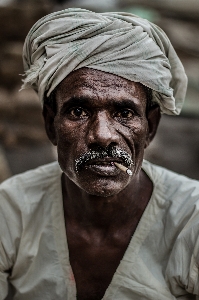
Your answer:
87,111 -> 120,148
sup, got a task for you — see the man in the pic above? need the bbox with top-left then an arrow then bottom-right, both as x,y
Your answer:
1,8 -> 199,300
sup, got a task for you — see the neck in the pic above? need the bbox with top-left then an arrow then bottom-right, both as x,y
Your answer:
61,170 -> 153,232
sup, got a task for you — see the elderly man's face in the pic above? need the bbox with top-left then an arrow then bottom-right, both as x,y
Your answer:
45,68 -> 159,197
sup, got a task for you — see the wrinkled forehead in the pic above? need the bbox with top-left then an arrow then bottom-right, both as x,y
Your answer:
55,68 -> 148,107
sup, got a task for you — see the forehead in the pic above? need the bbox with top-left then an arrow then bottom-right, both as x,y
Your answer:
56,68 -> 147,108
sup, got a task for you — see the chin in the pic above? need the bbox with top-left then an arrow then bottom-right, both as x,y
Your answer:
84,188 -> 119,198
77,178 -> 130,198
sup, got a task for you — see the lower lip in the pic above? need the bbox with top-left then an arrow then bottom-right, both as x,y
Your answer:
84,164 -> 121,176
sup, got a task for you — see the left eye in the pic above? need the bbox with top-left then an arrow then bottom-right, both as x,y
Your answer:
69,107 -> 88,118
115,109 -> 133,118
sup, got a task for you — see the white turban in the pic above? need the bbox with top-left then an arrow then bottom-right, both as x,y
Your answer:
22,8 -> 187,115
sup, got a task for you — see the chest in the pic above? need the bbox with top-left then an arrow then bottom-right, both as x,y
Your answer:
67,230 -> 133,300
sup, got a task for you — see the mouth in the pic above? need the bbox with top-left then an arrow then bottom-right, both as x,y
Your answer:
84,158 -> 129,176
75,146 -> 134,175
86,157 -> 124,165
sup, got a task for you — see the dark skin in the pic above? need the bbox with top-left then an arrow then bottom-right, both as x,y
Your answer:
43,68 -> 161,300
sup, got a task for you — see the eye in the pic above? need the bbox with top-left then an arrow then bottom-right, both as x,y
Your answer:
69,107 -> 88,118
115,109 -> 134,119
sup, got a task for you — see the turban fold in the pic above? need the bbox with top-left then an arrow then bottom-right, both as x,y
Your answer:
22,8 -> 187,115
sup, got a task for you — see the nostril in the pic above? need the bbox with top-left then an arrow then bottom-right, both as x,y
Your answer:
87,132 -> 119,148
88,142 -> 118,152
109,142 -> 117,148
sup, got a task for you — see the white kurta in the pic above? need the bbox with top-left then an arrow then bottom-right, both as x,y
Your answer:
0,161 -> 199,300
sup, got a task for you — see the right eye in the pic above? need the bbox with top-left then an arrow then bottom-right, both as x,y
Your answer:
69,107 -> 89,119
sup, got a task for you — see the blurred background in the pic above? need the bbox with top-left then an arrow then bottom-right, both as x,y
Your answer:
0,0 -> 199,183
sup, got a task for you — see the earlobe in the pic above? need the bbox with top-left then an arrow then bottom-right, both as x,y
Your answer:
42,105 -> 57,146
145,105 -> 161,148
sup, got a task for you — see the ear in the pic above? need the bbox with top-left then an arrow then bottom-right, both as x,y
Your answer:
42,105 -> 57,146
145,105 -> 161,148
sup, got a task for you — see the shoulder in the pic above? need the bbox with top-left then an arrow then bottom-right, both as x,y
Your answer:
142,159 -> 199,200
142,160 -> 199,226
0,161 -> 62,218
142,161 -> 199,295
0,161 -> 61,186
0,162 -> 62,269
0,161 -> 61,201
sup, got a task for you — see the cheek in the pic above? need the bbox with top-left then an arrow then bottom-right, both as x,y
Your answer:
54,120 -> 75,159
55,118 -> 81,146
117,118 -> 148,148
54,120 -> 88,169
132,123 -> 148,157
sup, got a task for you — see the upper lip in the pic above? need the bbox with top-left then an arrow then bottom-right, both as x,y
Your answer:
85,157 -> 126,166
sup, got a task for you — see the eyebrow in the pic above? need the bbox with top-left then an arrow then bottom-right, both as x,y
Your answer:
60,96 -> 91,113
60,96 -> 143,114
113,99 -> 142,111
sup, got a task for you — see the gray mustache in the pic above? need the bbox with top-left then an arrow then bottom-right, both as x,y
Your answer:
75,146 -> 133,172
